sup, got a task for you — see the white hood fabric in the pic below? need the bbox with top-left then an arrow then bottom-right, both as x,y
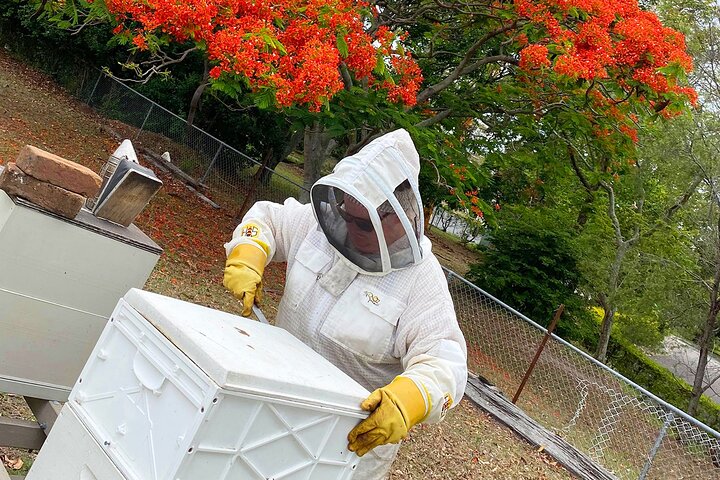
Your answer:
310,129 -> 426,275
225,129 -> 468,479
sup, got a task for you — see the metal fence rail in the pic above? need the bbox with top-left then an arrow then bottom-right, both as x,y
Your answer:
78,71 -> 720,479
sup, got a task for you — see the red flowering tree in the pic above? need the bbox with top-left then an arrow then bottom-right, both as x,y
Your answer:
40,0 -> 695,203
381,0 -> 696,151
376,0 -> 697,361
514,0 -> 695,138
510,0 -> 697,361
363,0 -> 696,220
70,0 -> 422,112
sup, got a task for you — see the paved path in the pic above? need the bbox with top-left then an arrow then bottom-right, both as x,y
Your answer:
650,336 -> 720,404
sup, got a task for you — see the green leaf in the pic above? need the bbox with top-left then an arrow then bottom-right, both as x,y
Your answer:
273,38 -> 287,55
254,88 -> 277,110
373,56 -> 386,76
209,79 -> 242,100
336,35 -> 349,58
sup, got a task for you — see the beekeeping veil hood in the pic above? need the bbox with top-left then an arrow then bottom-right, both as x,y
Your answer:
310,129 -> 426,275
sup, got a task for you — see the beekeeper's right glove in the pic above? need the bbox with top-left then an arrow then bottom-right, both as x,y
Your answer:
347,376 -> 428,456
223,242 -> 268,316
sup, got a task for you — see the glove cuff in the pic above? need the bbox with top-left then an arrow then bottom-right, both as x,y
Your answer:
387,376 -> 428,429
227,243 -> 268,276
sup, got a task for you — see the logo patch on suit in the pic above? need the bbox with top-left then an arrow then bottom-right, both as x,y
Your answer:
364,291 -> 380,305
240,224 -> 260,238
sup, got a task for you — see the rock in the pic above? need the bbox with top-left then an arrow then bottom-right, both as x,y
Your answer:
15,145 -> 102,197
0,162 -> 84,219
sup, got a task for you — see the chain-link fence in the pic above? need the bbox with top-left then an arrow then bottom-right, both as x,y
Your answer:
79,72 -> 305,207
78,71 -> 720,479
448,270 -> 720,479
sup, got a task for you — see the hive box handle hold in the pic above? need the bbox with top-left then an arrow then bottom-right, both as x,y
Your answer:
133,351 -> 166,393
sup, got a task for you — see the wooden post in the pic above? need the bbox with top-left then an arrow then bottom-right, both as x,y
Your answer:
513,304 -> 565,404
25,398 -> 62,436
0,417 -> 45,450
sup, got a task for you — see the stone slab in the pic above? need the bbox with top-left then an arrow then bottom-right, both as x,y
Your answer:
15,145 -> 101,197
0,163 -> 84,219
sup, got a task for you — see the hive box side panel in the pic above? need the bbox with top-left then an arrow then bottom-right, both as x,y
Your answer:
0,290 -> 106,397
177,391 -> 363,480
25,405 -> 125,480
0,190 -> 159,396
70,301 -> 216,480
0,202 -> 158,315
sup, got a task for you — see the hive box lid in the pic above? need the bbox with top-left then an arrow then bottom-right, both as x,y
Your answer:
123,289 -> 369,412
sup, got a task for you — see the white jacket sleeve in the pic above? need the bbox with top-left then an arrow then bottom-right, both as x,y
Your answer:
224,198 -> 315,263
395,260 -> 468,423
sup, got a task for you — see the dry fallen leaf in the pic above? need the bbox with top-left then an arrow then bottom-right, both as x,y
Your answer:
1,454 -> 23,470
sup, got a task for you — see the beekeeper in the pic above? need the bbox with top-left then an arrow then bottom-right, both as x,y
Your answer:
223,129 -> 467,479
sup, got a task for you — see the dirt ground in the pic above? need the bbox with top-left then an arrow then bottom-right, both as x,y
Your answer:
0,49 -> 572,479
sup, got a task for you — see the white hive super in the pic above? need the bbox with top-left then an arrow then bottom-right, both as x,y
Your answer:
26,405 -> 125,480
34,289 -> 369,480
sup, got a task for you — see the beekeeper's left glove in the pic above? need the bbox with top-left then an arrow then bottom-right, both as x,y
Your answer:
347,376 -> 427,457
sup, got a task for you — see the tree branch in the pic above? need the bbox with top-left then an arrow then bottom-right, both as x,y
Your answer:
415,109 -> 453,127
113,47 -> 198,83
568,147 -> 597,194
699,369 -> 720,393
339,62 -> 353,91
599,180 -> 625,246
416,22 -> 518,104
664,174 -> 703,222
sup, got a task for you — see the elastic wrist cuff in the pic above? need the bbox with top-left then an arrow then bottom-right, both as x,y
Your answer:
389,376 -> 428,427
228,243 -> 268,275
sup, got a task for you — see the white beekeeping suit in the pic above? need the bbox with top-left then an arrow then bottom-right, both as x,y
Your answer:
224,129 -> 467,479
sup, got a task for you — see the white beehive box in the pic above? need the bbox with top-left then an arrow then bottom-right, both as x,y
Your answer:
68,289 -> 369,480
26,405 -> 125,480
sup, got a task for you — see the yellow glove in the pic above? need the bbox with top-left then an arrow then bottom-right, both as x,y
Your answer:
347,376 -> 427,457
223,243 -> 268,316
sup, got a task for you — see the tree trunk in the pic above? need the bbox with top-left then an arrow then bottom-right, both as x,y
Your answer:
301,122 -> 330,203
259,128 -> 303,186
186,81 -> 208,132
594,238 -> 631,363
689,230 -> 720,416
575,194 -> 595,230
186,60 -> 209,140
595,304 -> 616,363
689,304 -> 718,415
423,204 -> 434,232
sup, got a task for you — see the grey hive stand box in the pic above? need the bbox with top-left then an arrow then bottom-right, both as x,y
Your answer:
0,165 -> 162,478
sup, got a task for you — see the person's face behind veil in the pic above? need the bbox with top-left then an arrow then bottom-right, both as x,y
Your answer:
341,197 -> 407,254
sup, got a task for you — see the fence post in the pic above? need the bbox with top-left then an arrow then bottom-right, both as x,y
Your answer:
136,104 -> 154,141
638,412 -> 674,480
200,144 -> 223,185
512,304 -> 564,404
86,71 -> 103,105
445,268 -> 454,283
